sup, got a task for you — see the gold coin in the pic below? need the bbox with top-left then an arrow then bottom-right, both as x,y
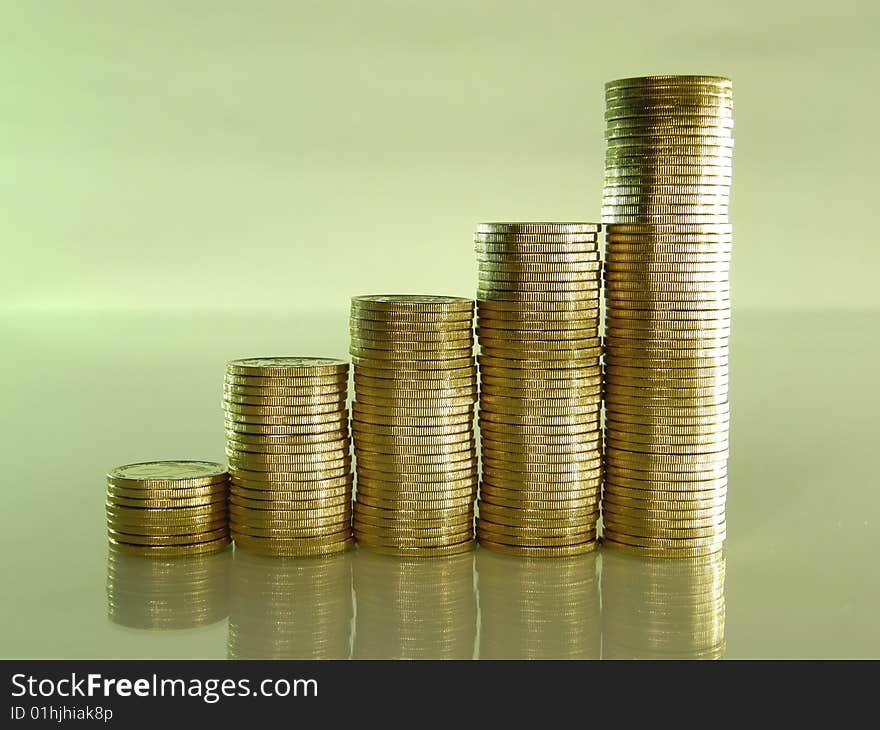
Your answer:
355,473 -> 477,492
226,357 -> 348,378
351,294 -> 473,309
603,491 -> 726,510
480,261 -> 602,275
479,496 -> 599,513
349,423 -> 473,440
223,403 -> 345,419
350,354 -> 475,371
354,381 -> 476,398
477,298 -> 598,312
230,496 -> 350,513
353,506 -> 470,523
355,457 -> 477,476
105,483 -> 228,502
105,504 -> 227,526
354,445 -> 476,463
350,317 -> 473,332
475,223 -> 600,235
354,393 -> 476,411
481,438 -> 601,456
475,250 -> 600,263
108,537 -> 230,556
105,516 -> 228,536
478,421 -> 598,437
602,517 -> 726,536
351,432 -> 475,451
478,324 -> 599,340
600,536 -> 722,557
602,526 -> 725,547
108,526 -> 228,546
478,503 -> 598,523
223,409 -> 348,425
354,492 -> 475,511
476,526 -> 596,548
603,511 -> 726,531
233,533 -> 353,556
355,539 -> 475,557
352,415 -> 473,430
606,434 -> 728,453
230,519 -> 350,537
226,439 -> 350,457
477,538 -> 596,557
605,464 -> 727,485
229,466 -> 351,486
107,461 -> 227,489
349,331 -> 473,348
107,493 -> 227,509
223,382 -> 347,398
481,467 -> 601,486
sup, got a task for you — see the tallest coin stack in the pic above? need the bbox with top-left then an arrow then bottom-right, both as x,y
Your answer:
601,75 -> 733,557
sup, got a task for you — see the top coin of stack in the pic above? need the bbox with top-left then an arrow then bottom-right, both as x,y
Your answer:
474,223 -> 603,557
601,75 -> 732,557
105,461 -> 230,556
350,295 -> 478,557
223,357 -> 354,557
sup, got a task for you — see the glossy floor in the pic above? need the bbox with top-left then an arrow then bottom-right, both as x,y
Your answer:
1,309 -> 878,659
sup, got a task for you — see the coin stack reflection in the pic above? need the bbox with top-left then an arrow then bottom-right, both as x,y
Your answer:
476,549 -> 600,659
105,461 -> 230,556
601,549 -> 726,659
227,551 -> 353,659
474,223 -> 603,556
350,295 -> 478,556
353,551 -> 476,659
224,357 -> 354,557
601,76 -> 732,556
106,547 -> 230,629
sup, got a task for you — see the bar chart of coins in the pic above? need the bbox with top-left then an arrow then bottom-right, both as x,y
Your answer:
350,295 -> 478,557
223,357 -> 355,557
601,75 -> 732,557
474,222 -> 603,556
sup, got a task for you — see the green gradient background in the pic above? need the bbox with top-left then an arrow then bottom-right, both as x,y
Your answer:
2,1 -> 879,658
3,0 -> 878,312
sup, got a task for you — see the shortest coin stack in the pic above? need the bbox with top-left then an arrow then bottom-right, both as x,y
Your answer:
105,460 -> 230,556
224,357 -> 354,557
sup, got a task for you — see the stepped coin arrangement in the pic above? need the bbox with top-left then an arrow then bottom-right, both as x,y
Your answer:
223,357 -> 354,557
601,549 -> 726,659
228,551 -> 353,659
353,551 -> 477,659
601,75 -> 732,556
350,295 -> 478,556
106,546 -> 229,629
474,223 -> 603,556
105,461 -> 230,556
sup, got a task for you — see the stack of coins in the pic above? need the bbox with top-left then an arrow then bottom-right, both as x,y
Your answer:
350,295 -> 478,556
601,549 -> 726,659
106,547 -> 229,629
353,551 -> 476,659
105,461 -> 230,556
476,549 -> 600,659
601,75 -> 732,556
228,551 -> 353,659
223,357 -> 354,557
474,223 -> 603,556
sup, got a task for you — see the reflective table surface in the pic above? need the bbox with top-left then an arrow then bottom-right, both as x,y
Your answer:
1,310 -> 878,659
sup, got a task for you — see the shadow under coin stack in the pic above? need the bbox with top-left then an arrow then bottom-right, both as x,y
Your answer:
106,546 -> 229,629
601,75 -> 732,557
601,549 -> 726,659
474,223 -> 603,556
105,461 -> 230,556
223,357 -> 354,557
350,295 -> 478,556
